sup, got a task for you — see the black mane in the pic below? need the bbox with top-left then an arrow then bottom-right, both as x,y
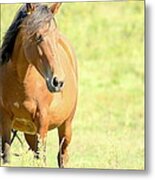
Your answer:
0,5 -> 28,65
0,4 -> 53,66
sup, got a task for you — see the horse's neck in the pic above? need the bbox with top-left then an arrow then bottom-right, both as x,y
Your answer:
11,36 -> 31,82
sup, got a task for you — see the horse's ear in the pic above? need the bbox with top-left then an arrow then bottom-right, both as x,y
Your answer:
50,2 -> 62,15
26,3 -> 35,14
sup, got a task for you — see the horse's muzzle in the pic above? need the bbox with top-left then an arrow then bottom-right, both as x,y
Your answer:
46,76 -> 64,93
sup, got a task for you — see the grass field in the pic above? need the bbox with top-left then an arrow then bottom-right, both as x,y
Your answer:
0,1 -> 144,169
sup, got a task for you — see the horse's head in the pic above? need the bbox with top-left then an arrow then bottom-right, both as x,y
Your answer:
22,3 -> 64,93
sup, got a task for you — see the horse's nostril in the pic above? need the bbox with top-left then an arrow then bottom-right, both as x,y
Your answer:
52,76 -> 64,89
52,76 -> 59,87
48,76 -> 64,92
59,81 -> 64,88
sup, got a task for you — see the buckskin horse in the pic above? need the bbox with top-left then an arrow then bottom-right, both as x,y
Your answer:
0,3 -> 78,168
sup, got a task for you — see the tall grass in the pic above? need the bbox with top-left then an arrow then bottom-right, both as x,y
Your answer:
0,1 -> 144,169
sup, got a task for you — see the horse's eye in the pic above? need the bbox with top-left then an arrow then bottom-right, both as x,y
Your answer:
35,34 -> 43,44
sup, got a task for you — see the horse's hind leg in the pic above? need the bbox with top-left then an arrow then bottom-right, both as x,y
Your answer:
24,133 -> 46,166
57,119 -> 72,168
11,130 -> 23,147
24,133 -> 39,158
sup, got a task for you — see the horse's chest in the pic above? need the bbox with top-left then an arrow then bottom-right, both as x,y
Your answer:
11,100 -> 37,135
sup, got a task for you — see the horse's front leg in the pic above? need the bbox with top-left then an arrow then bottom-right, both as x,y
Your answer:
0,114 -> 12,164
57,119 -> 72,168
36,121 -> 48,167
37,134 -> 47,166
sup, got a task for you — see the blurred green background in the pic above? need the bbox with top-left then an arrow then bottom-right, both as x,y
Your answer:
0,1 -> 144,169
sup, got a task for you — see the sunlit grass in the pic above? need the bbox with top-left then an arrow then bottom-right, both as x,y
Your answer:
0,1 -> 144,169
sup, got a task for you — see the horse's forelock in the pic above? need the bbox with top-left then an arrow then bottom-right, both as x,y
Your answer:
23,5 -> 53,38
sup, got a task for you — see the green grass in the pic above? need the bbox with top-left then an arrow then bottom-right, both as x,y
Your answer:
0,1 -> 144,169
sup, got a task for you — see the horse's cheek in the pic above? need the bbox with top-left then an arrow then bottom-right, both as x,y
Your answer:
24,44 -> 37,63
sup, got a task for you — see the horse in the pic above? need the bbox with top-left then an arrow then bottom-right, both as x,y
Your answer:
0,3 -> 78,168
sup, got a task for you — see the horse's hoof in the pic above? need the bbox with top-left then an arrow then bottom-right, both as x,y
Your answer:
34,153 -> 40,159
3,159 -> 10,165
